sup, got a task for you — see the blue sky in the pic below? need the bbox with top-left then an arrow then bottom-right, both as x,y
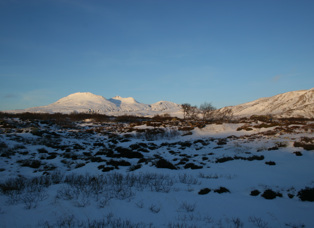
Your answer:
1,0 -> 313,110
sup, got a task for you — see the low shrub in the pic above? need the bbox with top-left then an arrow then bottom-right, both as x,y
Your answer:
0,142 -> 8,150
149,204 -> 161,213
250,190 -> 261,196
98,165 -> 115,172
248,216 -> 269,228
115,147 -> 144,159
0,176 -> 27,194
47,153 -> 58,160
178,174 -> 199,185
74,163 -> 85,169
107,159 -> 131,167
184,163 -> 203,169
265,161 -> 276,166
293,151 -> 303,156
247,155 -> 264,161
19,159 -> 42,169
214,187 -> 230,194
237,124 -> 251,131
178,202 -> 196,212
198,188 -> 211,195
155,158 -> 177,170
37,148 -> 48,153
220,155 -> 265,163
128,164 -> 142,172
178,141 -> 192,148
217,138 -> 227,145
250,115 -> 273,122
261,189 -> 282,199
297,187 -> 314,201
288,193 -> 294,199
91,156 -> 106,162
294,137 -> 314,150
136,128 -> 180,141
129,143 -> 142,150
294,142 -> 314,150
268,146 -> 279,151
216,157 -> 234,163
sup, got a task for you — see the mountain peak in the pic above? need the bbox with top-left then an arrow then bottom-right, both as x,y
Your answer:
110,96 -> 138,104
69,92 -> 98,96
112,96 -> 122,99
55,92 -> 107,104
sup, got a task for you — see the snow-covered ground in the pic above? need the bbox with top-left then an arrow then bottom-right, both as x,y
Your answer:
0,117 -> 313,228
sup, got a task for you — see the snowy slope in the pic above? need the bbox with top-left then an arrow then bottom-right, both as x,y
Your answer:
151,101 -> 181,111
213,88 -> 314,118
24,92 -> 118,113
12,92 -> 182,116
108,96 -> 151,112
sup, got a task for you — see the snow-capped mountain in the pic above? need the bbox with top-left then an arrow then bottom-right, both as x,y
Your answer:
213,88 -> 314,119
15,92 -> 182,116
6,89 -> 313,118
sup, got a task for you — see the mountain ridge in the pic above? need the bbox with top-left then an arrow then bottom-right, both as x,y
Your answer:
212,88 -> 314,119
4,89 -> 314,118
11,92 -> 182,116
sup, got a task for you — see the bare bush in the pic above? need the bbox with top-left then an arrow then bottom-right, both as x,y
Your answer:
56,214 -> 76,228
149,204 -> 161,213
199,102 -> 216,121
178,202 -> 196,213
56,185 -> 77,201
178,174 -> 200,185
168,222 -> 197,228
135,128 -> 180,141
135,200 -> 144,209
22,191 -> 48,209
98,194 -> 112,208
248,216 -> 269,228
230,217 -> 244,228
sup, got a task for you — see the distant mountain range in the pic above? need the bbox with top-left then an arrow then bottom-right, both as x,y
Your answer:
5,88 -> 314,118
10,92 -> 182,116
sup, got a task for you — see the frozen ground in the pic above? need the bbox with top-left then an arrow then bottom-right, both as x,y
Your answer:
0,115 -> 313,228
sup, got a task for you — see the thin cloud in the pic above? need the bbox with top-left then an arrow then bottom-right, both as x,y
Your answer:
3,94 -> 17,99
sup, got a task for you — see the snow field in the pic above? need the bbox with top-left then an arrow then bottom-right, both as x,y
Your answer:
0,118 -> 313,227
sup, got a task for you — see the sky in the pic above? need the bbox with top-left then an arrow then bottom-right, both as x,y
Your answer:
0,0 -> 313,111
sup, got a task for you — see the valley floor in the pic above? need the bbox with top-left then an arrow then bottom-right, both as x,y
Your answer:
0,115 -> 313,228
